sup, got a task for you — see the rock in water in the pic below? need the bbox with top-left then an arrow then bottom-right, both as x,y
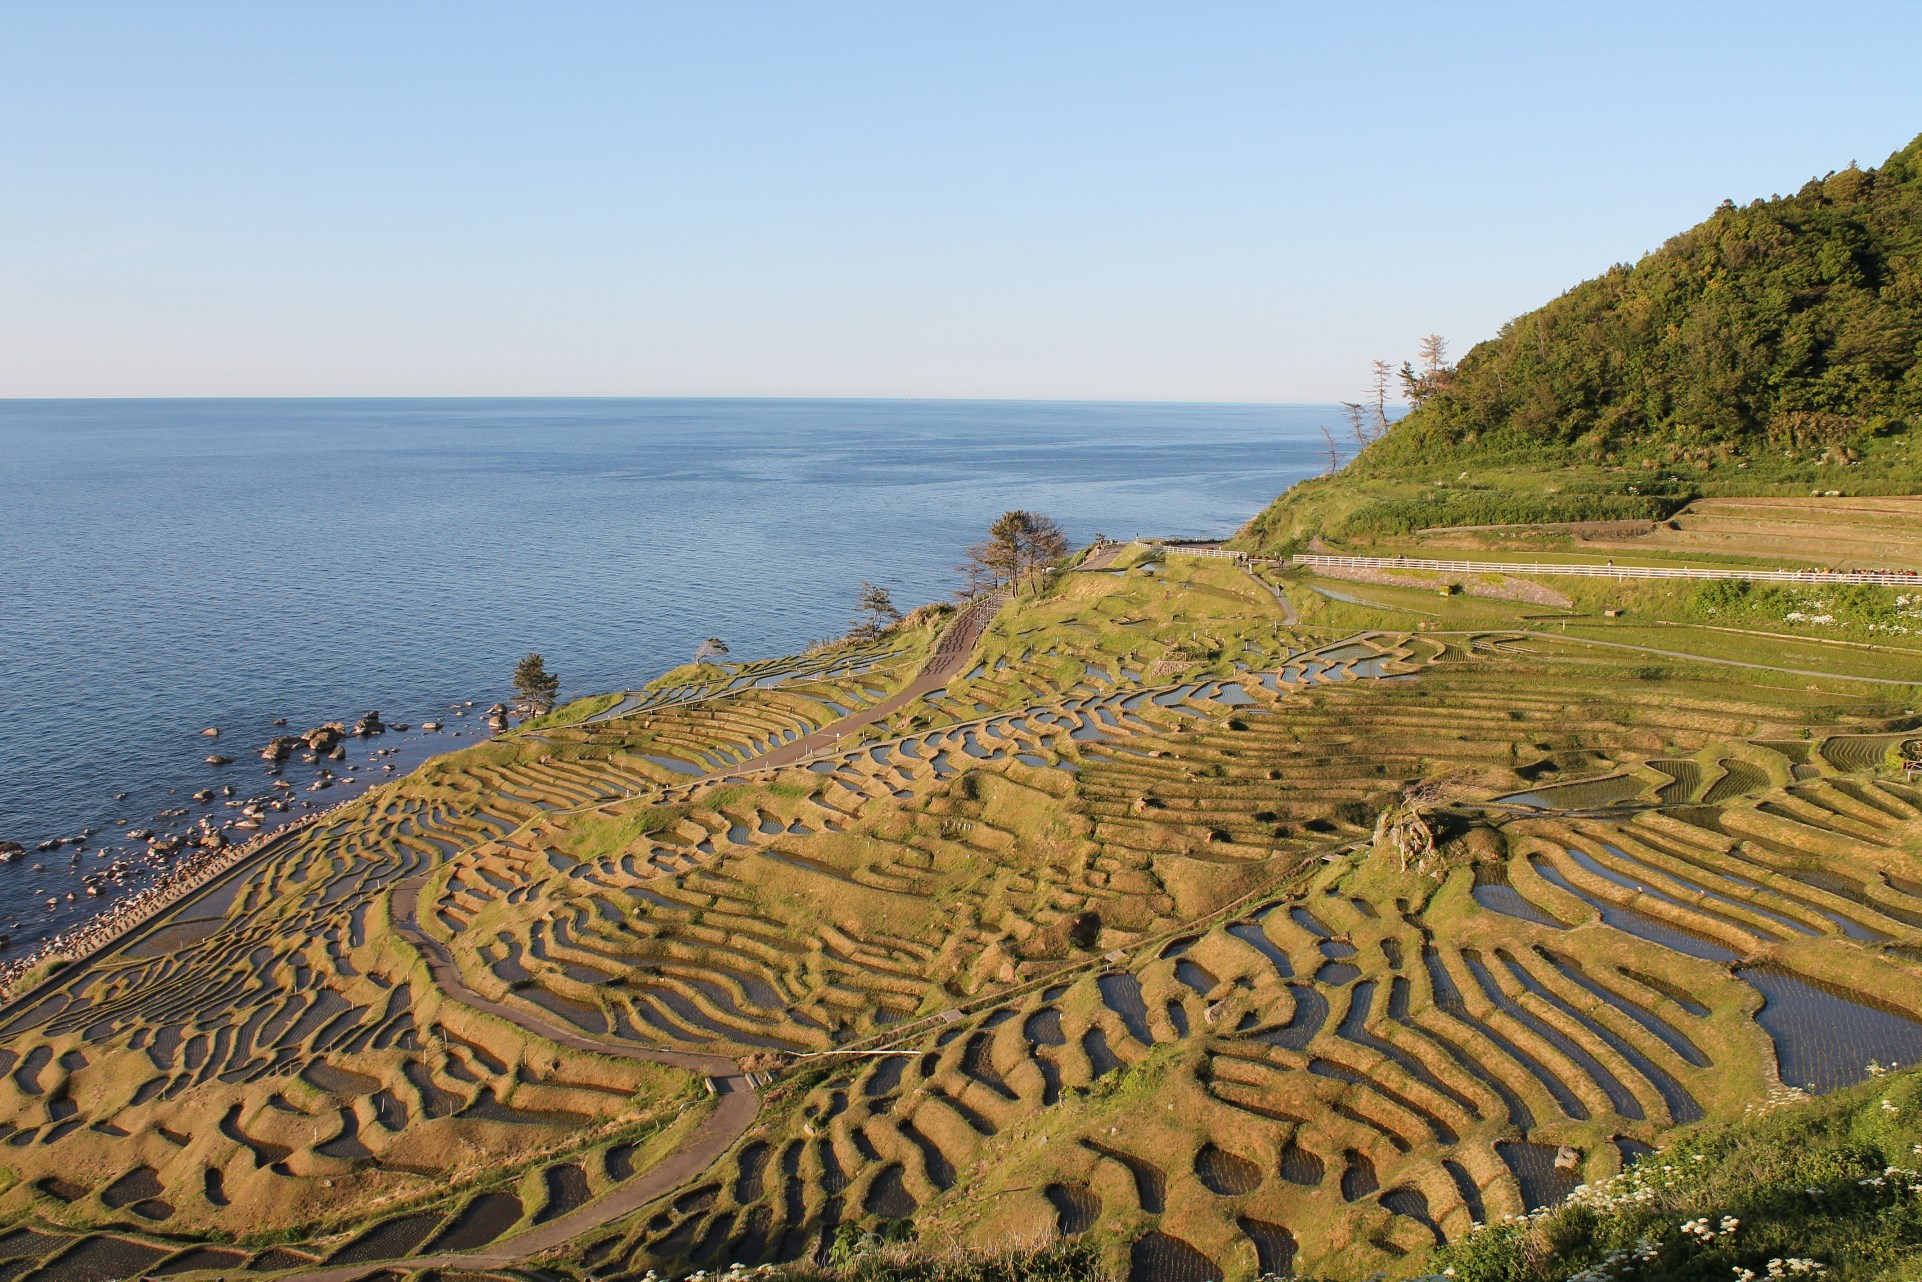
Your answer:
205,754 -> 233,765
200,727 -> 220,737
301,722 -> 345,754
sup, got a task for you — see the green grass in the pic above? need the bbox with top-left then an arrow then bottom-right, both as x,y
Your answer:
514,691 -> 626,732
1437,1069 -> 1922,1282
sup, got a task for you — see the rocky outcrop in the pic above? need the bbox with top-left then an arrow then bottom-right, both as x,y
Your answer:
301,723 -> 345,754
351,711 -> 386,737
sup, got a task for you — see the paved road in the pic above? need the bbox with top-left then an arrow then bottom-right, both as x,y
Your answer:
1292,552 -> 1922,587
720,592 -> 1006,773
1514,629 -> 1922,686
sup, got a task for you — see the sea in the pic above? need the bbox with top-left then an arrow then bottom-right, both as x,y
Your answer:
0,397 -> 1330,951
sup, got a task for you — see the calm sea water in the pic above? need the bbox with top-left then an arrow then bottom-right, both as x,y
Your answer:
0,398 -> 1326,948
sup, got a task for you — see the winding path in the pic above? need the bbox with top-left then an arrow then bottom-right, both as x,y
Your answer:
292,594 -> 1011,1277
284,879 -> 756,1282
1513,629 -> 1922,686
718,591 -> 1006,773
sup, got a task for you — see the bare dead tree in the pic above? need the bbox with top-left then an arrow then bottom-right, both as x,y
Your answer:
1373,773 -> 1473,874
1318,425 -> 1341,474
1368,359 -> 1395,436
1341,401 -> 1371,450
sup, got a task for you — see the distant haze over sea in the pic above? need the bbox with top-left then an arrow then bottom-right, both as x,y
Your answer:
0,397 -> 1328,947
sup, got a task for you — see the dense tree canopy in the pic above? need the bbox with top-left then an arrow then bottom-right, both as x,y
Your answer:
1369,132 -> 1922,469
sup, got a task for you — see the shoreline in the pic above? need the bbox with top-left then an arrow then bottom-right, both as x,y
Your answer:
0,703 -> 515,961
0,798 -> 336,1005
0,705 -> 499,984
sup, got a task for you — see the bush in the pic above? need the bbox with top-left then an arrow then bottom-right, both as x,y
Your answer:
1432,1069 -> 1922,1281
1335,492 -> 1686,537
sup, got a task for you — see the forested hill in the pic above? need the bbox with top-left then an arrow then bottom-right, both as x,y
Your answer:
1385,131 -> 1922,464
1239,132 -> 1922,549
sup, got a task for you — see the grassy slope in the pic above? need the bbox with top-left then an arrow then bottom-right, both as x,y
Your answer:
1436,1068 -> 1922,1282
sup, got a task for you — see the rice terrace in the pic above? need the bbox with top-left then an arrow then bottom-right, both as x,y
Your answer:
5,478 -> 1922,1282
10,21 -> 1922,1282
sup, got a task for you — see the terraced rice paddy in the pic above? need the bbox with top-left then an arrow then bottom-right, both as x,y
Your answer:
2,552 -> 1919,1282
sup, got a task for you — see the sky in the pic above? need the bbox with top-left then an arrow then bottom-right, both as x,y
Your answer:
3,2 -> 1921,402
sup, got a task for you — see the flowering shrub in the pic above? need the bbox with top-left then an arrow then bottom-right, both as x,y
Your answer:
1690,581 -> 1922,638
565,1240 -> 1112,1282
1429,1068 -> 1922,1281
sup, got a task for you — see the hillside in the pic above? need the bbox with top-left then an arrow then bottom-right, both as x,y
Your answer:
1,528 -> 1920,1282
1240,133 -> 1922,553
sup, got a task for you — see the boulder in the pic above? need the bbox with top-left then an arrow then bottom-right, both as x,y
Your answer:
200,727 -> 220,737
0,841 -> 21,862
191,790 -> 214,803
301,722 -> 346,754
352,711 -> 386,737
260,736 -> 299,762
205,754 -> 233,765
421,720 -> 442,732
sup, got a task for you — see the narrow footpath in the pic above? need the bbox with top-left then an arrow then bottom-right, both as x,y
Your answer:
292,593 -> 1011,1279
286,879 -> 755,1282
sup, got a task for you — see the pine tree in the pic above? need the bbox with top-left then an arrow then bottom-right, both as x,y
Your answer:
510,652 -> 560,718
960,510 -> 1069,597
847,582 -> 902,642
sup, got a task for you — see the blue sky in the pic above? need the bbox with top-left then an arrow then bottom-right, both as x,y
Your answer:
3,2 -> 1920,400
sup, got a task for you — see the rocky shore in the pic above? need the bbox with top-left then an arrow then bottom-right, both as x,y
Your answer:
0,798 -> 343,1002
0,698 -> 502,969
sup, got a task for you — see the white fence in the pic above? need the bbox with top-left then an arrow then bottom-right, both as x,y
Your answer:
1291,554 -> 1920,587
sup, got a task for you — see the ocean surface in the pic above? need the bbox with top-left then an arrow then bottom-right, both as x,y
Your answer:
0,397 -> 1328,950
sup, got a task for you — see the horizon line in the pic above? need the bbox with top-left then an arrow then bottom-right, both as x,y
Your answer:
0,392 -> 1364,408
